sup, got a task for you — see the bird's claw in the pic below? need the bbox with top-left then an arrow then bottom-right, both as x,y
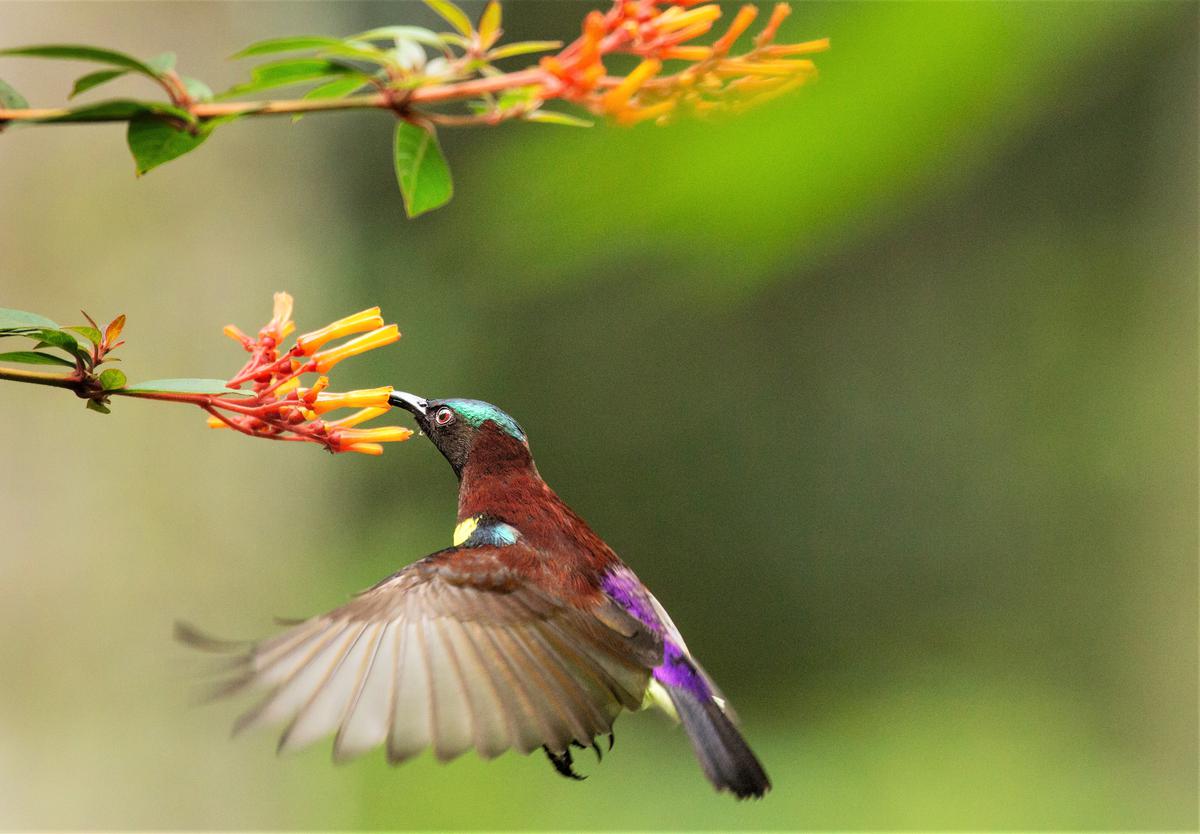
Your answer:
543,745 -> 586,781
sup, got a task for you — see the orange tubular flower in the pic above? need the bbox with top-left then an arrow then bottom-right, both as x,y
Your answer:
603,57 -> 661,114
204,294 -> 409,457
311,386 -> 394,416
335,426 -> 414,445
323,406 -> 390,430
711,5 -> 758,54
295,307 -> 384,356
263,291 -> 296,343
312,325 -> 400,373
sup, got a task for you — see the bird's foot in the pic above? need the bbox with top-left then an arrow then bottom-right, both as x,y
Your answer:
543,745 -> 586,781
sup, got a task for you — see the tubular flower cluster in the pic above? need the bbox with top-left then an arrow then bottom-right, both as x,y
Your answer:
203,294 -> 411,455
540,1 -> 827,125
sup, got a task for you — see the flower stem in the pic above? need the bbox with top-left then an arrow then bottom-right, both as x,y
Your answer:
0,366 -> 81,390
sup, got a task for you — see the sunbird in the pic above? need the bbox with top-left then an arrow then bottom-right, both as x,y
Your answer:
182,393 -> 769,798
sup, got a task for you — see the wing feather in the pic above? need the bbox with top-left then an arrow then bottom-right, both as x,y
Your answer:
184,544 -> 659,763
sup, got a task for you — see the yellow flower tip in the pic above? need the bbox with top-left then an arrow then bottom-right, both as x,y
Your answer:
345,442 -> 384,456
603,58 -> 662,113
755,3 -> 792,47
323,406 -> 389,430
295,307 -> 384,355
312,386 -> 395,416
339,426 -> 414,444
657,4 -> 721,33
712,4 -> 759,53
272,292 -> 294,324
206,416 -> 229,429
299,375 -> 330,404
223,324 -> 251,345
617,98 -> 676,126
662,46 -> 712,62
766,38 -> 830,57
264,291 -> 296,341
312,324 -> 400,373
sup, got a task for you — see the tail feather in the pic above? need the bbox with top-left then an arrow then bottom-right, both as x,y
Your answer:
666,684 -> 771,799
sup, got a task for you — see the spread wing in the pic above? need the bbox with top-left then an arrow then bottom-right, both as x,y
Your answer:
179,545 -> 660,764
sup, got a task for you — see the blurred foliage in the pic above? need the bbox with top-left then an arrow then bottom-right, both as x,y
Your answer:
0,1 -> 1195,831
0,0 -> 828,216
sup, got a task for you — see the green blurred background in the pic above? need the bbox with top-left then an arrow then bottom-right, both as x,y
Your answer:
0,1 -> 1195,830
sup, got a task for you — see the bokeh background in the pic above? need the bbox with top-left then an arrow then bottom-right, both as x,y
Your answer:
0,1 -> 1195,830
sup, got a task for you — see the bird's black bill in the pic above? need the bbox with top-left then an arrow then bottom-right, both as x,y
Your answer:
389,391 -> 428,416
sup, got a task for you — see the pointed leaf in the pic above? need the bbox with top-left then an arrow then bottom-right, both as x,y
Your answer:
0,350 -> 75,367
64,325 -> 103,344
0,77 -> 29,108
181,75 -> 213,102
424,0 -> 474,37
104,314 -> 126,345
393,121 -> 453,218
86,398 -> 111,414
478,2 -> 502,48
351,26 -> 445,48
27,328 -> 82,354
35,99 -> 193,124
125,378 -> 252,396
232,36 -> 346,59
98,368 -> 127,390
525,109 -> 594,128
127,114 -> 224,175
0,45 -> 158,78
218,58 -> 356,98
146,52 -> 177,74
294,76 -> 367,122
488,40 -> 562,61
0,308 -> 59,330
69,69 -> 128,99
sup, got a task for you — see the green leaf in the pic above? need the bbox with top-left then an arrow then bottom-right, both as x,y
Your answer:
34,99 -> 193,124
232,35 -> 346,59
64,325 -> 103,344
0,307 -> 59,330
0,77 -> 29,108
125,378 -> 251,396
146,52 -> 176,74
218,58 -> 357,98
126,113 -> 217,175
180,75 -> 213,102
316,42 -> 398,68
98,368 -> 127,390
69,69 -> 128,99
487,40 -> 562,61
393,121 -> 453,218
303,76 -> 366,100
478,1 -> 501,48
0,350 -> 75,367
85,398 -> 111,414
350,26 -> 445,48
26,328 -> 81,353
525,109 -> 593,128
424,0 -> 474,37
294,76 -> 367,122
0,44 -> 158,78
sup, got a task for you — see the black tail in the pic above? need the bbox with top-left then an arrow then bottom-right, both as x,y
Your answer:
666,685 -> 771,799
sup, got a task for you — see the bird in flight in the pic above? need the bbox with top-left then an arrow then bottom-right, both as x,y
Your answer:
180,392 -> 769,798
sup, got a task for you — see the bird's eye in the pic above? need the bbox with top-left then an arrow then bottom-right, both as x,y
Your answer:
434,407 -> 455,426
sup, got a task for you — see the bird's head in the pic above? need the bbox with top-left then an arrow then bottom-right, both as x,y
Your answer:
388,391 -> 528,476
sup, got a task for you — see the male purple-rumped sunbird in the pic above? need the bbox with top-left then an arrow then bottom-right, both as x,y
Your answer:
181,393 -> 770,798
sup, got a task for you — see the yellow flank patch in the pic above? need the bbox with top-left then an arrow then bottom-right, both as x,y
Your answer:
642,678 -> 680,722
453,516 -> 479,546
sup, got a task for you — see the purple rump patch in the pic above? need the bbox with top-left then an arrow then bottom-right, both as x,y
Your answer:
601,567 -> 711,699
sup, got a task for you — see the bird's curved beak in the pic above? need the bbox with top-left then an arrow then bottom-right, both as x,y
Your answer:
388,391 -> 428,417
